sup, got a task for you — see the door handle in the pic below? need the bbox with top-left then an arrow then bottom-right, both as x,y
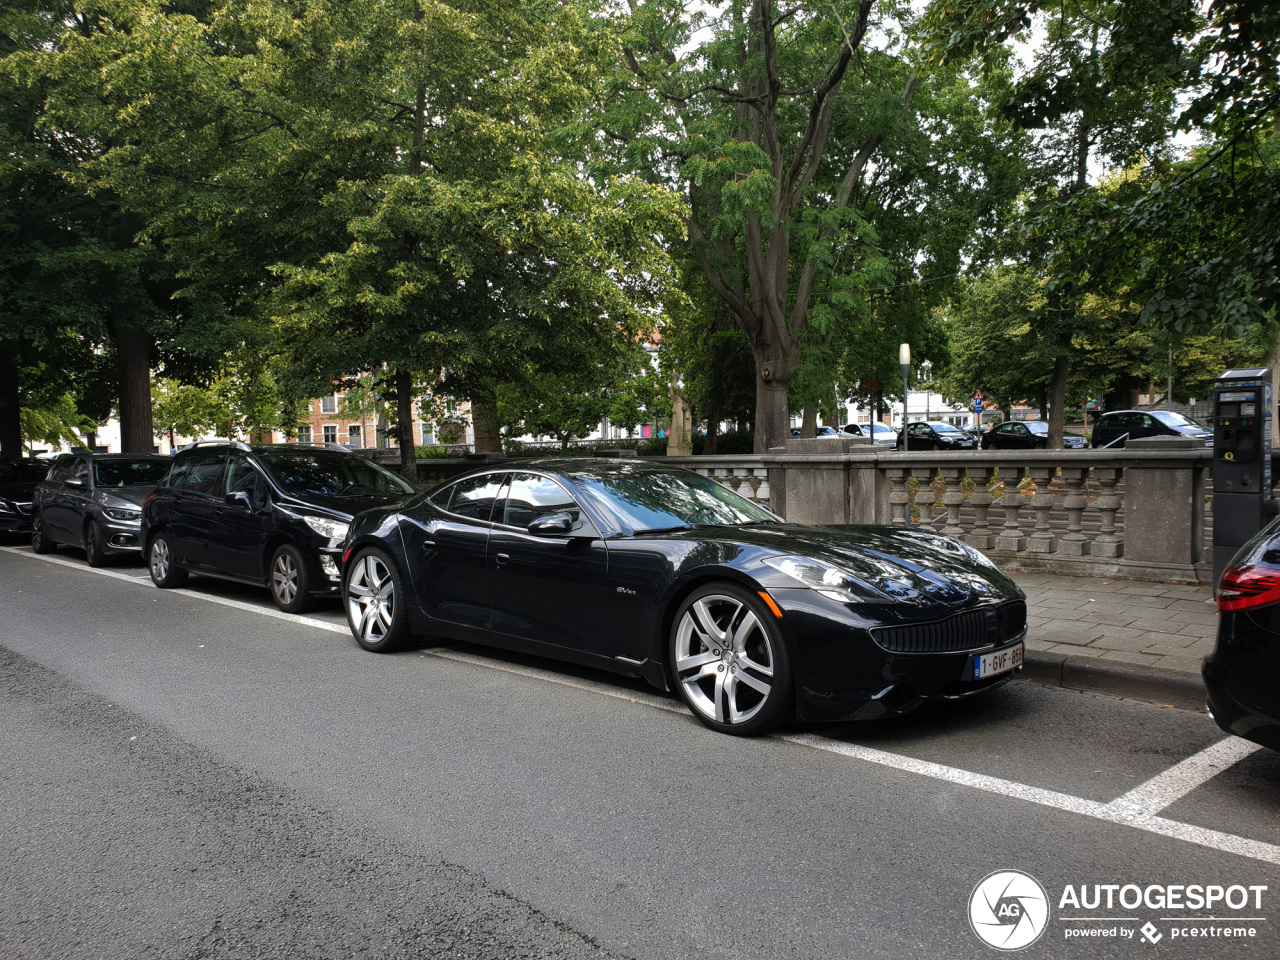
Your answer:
495,552 -> 510,565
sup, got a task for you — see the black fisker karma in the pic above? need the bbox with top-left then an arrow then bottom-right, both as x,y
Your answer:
340,459 -> 1027,735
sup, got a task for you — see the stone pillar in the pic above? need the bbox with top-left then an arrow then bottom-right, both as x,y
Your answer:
1059,466 -> 1092,557
994,465 -> 1028,552
1026,465 -> 1058,554
911,466 -> 936,525
964,466 -> 998,550
1122,438 -> 1206,573
939,466 -> 966,537
1092,466 -> 1124,559
886,468 -> 912,526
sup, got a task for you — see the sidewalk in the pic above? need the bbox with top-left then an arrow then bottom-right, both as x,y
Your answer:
1009,571 -> 1215,710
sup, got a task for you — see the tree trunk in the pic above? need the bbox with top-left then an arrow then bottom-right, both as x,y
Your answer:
471,390 -> 502,454
754,375 -> 791,453
801,405 -> 816,438
108,319 -> 154,453
395,368 -> 416,476
0,354 -> 20,456
1048,355 -> 1069,449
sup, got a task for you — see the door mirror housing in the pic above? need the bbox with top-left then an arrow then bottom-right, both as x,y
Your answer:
527,512 -> 575,537
225,491 -> 252,510
65,477 -> 87,489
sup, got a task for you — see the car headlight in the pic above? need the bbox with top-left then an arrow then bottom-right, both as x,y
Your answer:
103,507 -> 141,522
0,501 -> 12,514
301,515 -> 350,541
762,555 -> 881,603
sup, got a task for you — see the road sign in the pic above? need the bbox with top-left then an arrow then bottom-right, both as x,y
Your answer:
974,398 -> 983,413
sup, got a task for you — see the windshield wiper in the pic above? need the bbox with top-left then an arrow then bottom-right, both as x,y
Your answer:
635,524 -> 693,534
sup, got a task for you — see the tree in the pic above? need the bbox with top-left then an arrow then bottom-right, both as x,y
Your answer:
601,2 -> 1034,450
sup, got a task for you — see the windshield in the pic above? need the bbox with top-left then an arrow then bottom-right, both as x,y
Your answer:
930,422 -> 965,435
0,460 -> 48,483
570,468 -> 777,532
258,451 -> 416,497
1152,411 -> 1199,428
92,459 -> 169,487
1026,422 -> 1049,435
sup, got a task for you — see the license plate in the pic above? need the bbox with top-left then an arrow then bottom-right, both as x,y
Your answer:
973,643 -> 1023,679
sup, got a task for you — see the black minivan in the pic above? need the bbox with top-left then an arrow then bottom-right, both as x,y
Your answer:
1090,409 -> 1211,448
142,441 -> 417,611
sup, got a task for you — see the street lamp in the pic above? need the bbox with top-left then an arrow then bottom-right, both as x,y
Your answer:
899,343 -> 911,452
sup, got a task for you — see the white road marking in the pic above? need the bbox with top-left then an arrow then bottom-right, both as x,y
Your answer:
1107,736 -> 1262,818
5,544 -> 1276,865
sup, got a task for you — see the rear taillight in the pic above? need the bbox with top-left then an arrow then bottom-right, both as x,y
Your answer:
1218,564 -> 1280,612
143,492 -> 155,509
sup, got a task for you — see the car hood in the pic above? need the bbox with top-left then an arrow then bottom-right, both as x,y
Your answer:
661,523 -> 1023,611
0,480 -> 38,502
98,487 -> 155,508
283,492 -> 413,520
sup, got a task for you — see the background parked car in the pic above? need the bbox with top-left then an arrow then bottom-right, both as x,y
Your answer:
142,441 -> 417,612
1090,410 -> 1211,448
1206,516 -> 1280,750
895,421 -> 977,451
31,453 -> 171,565
842,422 -> 898,446
981,420 -> 1088,450
789,426 -> 860,439
0,458 -> 49,535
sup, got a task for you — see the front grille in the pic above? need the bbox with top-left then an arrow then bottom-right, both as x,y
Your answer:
15,502 -> 32,515
871,601 -> 1027,654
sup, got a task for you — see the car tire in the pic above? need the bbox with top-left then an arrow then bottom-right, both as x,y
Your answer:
269,543 -> 313,613
148,532 -> 188,588
85,520 -> 107,568
343,547 -> 409,652
669,582 -> 793,736
31,511 -> 55,554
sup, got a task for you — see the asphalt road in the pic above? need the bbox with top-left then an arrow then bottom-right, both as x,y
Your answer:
2,543 -> 1278,960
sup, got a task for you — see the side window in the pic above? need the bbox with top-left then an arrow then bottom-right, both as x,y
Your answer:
1015,424 -> 1030,436
166,456 -> 194,490
444,474 -> 506,522
183,453 -> 228,496
225,457 -> 269,509
1140,414 -> 1156,429
428,483 -> 453,511
997,423 -> 1017,435
54,457 -> 83,482
72,458 -> 90,482
502,473 -> 581,528
909,423 -> 930,437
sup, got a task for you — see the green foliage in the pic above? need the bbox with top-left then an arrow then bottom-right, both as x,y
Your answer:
20,393 -> 96,451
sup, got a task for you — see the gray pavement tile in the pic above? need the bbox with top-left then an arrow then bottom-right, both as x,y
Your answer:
1157,586 -> 1213,600
1117,615 -> 1183,632
1148,654 -> 1205,676
1025,638 -> 1057,652
1097,649 -> 1164,666
1079,613 -> 1140,627
1074,625 -> 1149,641
1169,608 -> 1219,625
1115,584 -> 1170,596
1127,630 -> 1195,649
1175,638 -> 1216,657
1090,635 -> 1164,653
1114,594 -> 1177,609
1164,598 -> 1217,614
1175,622 -> 1215,639
1062,646 -> 1107,659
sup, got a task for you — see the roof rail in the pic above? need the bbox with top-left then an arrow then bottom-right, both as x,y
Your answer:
184,439 -> 251,452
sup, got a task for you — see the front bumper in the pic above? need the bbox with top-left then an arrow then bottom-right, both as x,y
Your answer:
775,591 -> 1027,723
100,517 -> 144,554
0,502 -> 33,533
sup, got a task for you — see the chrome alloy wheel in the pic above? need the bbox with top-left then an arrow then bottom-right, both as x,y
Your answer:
150,537 -> 171,581
345,554 -> 395,644
674,594 -> 775,725
272,551 -> 300,606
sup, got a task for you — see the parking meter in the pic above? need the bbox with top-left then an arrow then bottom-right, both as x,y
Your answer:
1212,367 -> 1274,582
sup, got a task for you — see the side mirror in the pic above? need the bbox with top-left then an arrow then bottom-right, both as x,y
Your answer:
225,491 -> 252,510
65,477 -> 87,489
527,512 -> 575,537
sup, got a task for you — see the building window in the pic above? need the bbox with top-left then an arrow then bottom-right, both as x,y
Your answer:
348,424 -> 362,446
323,425 -> 337,443
421,424 -> 435,445
297,425 -> 312,443
320,394 -> 338,415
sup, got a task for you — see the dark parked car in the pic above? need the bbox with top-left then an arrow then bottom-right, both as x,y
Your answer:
340,459 -> 1027,735
1206,518 -> 1280,750
142,442 -> 417,612
1090,410 -> 1211,448
0,458 -> 50,535
895,421 -> 977,451
31,453 -> 172,564
980,420 -> 1088,450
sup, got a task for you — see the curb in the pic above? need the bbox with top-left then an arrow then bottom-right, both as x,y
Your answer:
1022,652 -> 1207,712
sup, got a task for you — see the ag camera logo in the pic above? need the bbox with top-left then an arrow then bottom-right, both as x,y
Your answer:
969,869 -> 1050,950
